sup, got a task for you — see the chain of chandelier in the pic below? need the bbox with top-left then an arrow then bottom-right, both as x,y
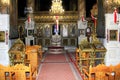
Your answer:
49,0 -> 64,15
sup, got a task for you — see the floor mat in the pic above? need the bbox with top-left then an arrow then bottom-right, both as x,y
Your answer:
43,54 -> 68,63
37,52 -> 83,80
37,63 -> 76,80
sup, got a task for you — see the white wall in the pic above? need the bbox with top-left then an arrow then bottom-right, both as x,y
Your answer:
104,14 -> 120,66
77,20 -> 87,44
0,14 -> 10,66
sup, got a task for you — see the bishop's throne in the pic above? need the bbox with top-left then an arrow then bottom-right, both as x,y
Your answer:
51,34 -> 61,46
48,34 -> 64,54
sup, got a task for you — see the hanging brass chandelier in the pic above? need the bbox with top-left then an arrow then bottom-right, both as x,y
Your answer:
49,0 -> 64,15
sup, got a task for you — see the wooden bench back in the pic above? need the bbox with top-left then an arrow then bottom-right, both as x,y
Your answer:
90,64 -> 110,80
0,64 -> 14,80
0,64 -> 7,80
114,64 -> 120,80
83,64 -> 120,80
25,45 -> 42,72
0,64 -> 36,80
11,64 -> 32,80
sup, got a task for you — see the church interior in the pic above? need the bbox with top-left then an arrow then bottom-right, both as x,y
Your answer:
0,0 -> 120,80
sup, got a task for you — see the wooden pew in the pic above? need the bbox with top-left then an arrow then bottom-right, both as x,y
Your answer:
25,45 -> 42,73
0,64 -> 37,80
82,63 -> 120,80
11,64 -> 36,80
92,64 -> 110,80
103,64 -> 120,80
75,48 -> 80,65
83,64 -> 110,80
0,64 -> 15,80
114,64 -> 120,80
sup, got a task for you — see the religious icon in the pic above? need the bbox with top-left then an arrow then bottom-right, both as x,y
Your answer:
85,27 -> 92,42
28,30 -> 34,36
52,24 -> 60,35
85,27 -> 91,37
36,26 -> 43,37
72,25 -> 75,34
62,24 -> 68,37
79,29 -> 85,35
18,25 -> 24,38
110,30 -> 118,41
0,31 -> 5,42
45,25 -> 50,37
70,24 -> 76,36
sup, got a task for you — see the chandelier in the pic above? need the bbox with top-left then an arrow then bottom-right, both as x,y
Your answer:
49,0 -> 64,15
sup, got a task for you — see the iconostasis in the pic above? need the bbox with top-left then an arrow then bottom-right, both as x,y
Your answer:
34,23 -> 78,47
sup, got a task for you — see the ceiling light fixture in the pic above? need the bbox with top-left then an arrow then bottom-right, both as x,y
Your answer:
49,0 -> 64,15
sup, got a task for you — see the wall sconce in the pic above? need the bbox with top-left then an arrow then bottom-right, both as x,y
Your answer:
1,0 -> 10,6
104,0 -> 120,13
115,0 -> 120,5
1,0 -> 10,14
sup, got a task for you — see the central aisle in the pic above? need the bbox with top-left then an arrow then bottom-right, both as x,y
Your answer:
36,52 -> 82,80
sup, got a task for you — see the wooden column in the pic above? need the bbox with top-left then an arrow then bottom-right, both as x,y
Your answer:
78,0 -> 86,20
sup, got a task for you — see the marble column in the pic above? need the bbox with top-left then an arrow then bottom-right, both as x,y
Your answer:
78,0 -> 86,20
10,0 -> 18,26
96,0 -> 105,38
35,0 -> 40,11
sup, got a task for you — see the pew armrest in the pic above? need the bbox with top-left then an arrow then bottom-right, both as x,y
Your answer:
82,69 -> 89,77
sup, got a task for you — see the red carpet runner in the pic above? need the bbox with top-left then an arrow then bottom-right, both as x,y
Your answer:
36,52 -> 82,80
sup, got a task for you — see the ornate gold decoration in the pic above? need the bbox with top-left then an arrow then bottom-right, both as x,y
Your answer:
34,12 -> 78,23
90,4 -> 98,16
104,0 -> 120,13
8,39 -> 25,66
91,33 -> 100,44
